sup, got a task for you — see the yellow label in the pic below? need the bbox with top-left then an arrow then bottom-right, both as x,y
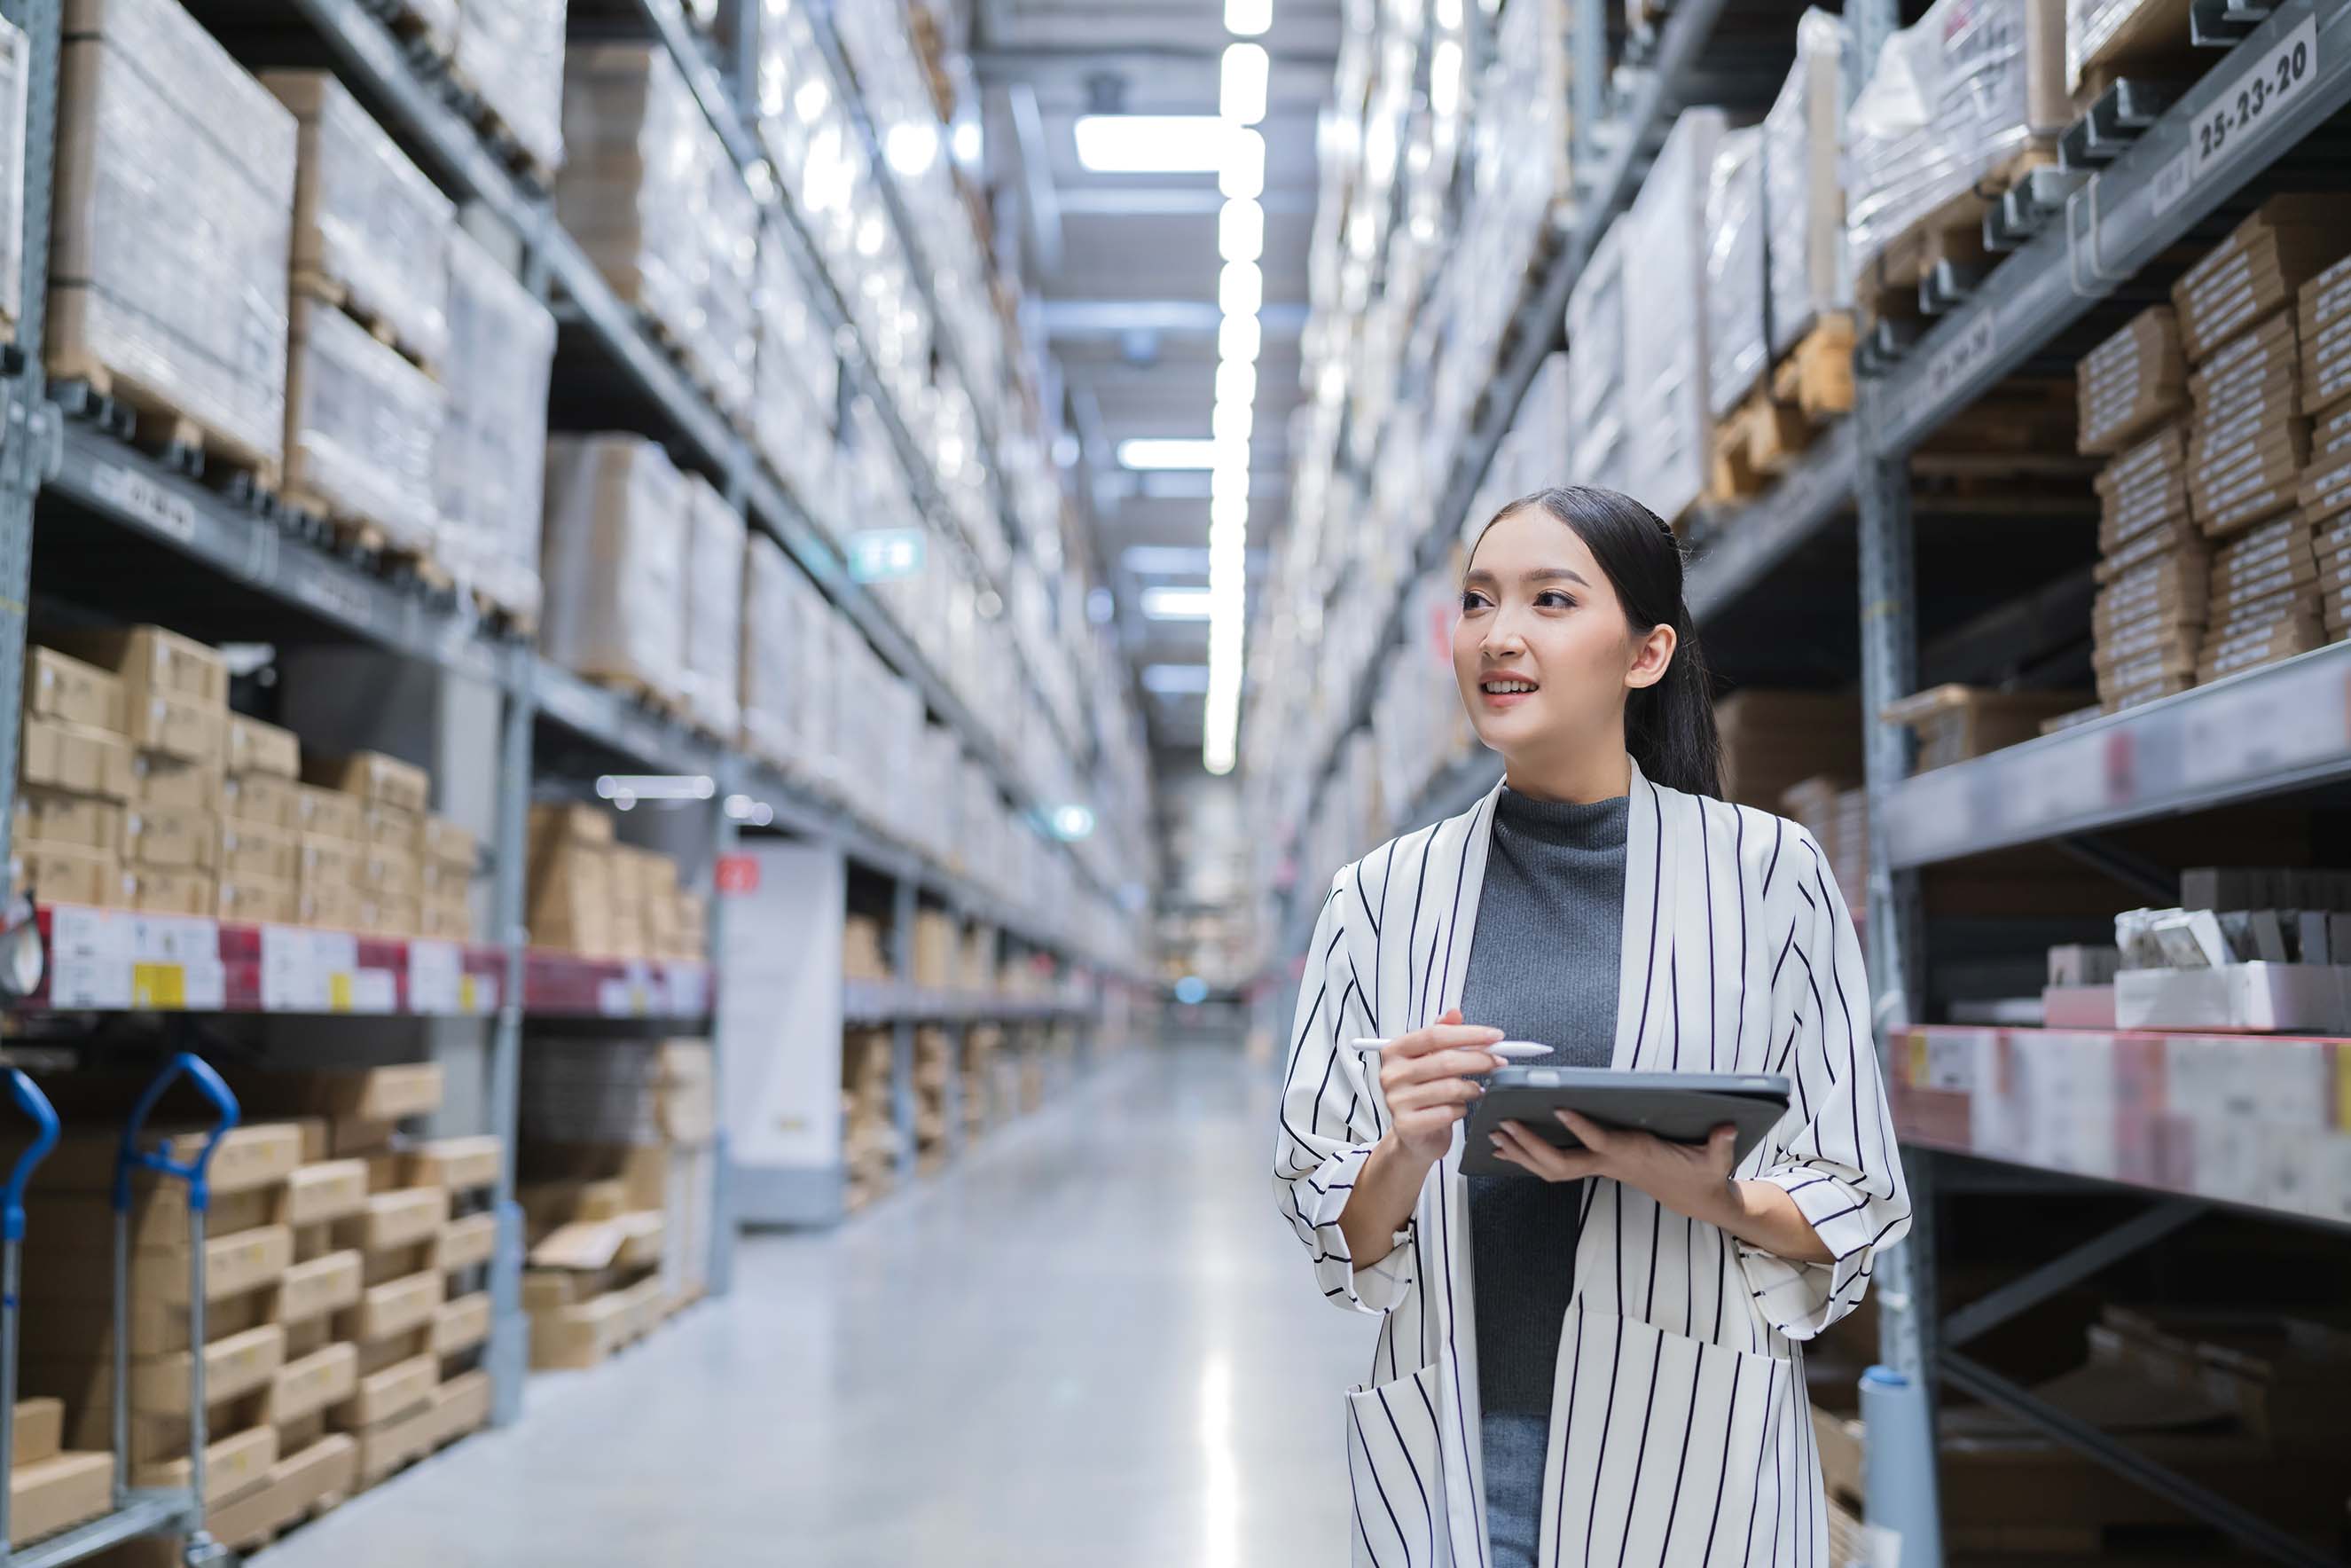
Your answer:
1907,1032 -> 1928,1087
131,962 -> 185,1007
629,984 -> 649,1015
458,975 -> 480,1013
327,972 -> 354,1012
2338,1044 -> 2351,1131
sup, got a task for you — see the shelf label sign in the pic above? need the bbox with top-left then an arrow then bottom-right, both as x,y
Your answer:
2189,17 -> 2318,183
262,925 -> 323,1012
662,963 -> 709,1017
715,854 -> 759,895
408,940 -> 462,1014
91,462 -> 197,544
846,528 -> 926,583
49,906 -> 132,1008
1920,309 -> 1999,418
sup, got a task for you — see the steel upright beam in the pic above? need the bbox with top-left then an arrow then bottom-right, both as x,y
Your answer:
704,795 -> 741,1298
890,878 -> 919,1182
485,665 -> 534,1426
1571,0 -> 1607,192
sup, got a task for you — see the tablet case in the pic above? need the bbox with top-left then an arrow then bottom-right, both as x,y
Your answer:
1461,1068 -> 1791,1178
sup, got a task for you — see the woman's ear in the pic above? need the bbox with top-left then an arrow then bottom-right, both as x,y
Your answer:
1626,623 -> 1677,691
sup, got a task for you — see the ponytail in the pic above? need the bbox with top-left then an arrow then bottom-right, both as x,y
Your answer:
1476,486 -> 1723,798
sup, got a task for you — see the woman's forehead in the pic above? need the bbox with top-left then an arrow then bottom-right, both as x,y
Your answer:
1468,507 -> 1598,573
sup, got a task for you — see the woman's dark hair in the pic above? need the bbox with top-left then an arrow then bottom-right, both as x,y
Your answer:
1473,485 -> 1723,798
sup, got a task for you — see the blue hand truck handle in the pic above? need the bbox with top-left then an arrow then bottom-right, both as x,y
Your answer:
113,1052 -> 239,1216
4,1068 -> 59,1243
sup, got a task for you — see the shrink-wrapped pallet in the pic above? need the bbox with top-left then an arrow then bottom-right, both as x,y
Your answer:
753,239 -> 840,516
437,229 -> 554,625
540,435 -> 686,702
1764,9 -> 1849,356
2067,0 -> 2204,96
0,16 -> 27,338
51,0 -> 295,471
1625,108 -> 1724,522
681,475 -> 745,737
558,45 -> 751,418
264,71 -> 453,366
1704,127 -> 1767,421
739,533 -> 795,765
284,297 -> 445,552
456,0 -> 565,178
1566,218 -> 1632,496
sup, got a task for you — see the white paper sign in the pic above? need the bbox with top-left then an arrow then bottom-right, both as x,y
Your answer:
2189,18 -> 2320,183
261,925 -> 325,1012
662,962 -> 709,1018
408,940 -> 463,1015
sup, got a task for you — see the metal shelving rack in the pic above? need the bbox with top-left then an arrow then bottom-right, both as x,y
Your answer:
0,0 -> 1147,1560
1266,0 -> 2351,1561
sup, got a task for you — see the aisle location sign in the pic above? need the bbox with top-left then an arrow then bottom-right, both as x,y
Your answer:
847,529 -> 925,583
2155,16 -> 2318,213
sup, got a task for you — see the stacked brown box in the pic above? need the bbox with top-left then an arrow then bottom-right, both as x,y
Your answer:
2197,513 -> 2324,683
18,1122 -> 305,1517
1779,775 -> 1868,936
216,713 -> 300,924
2304,252 -> 2351,418
416,816 -> 477,941
519,1146 -> 672,1370
911,909 -> 956,991
15,645 -> 134,906
913,1026 -> 951,1175
1713,691 -> 1862,812
2091,419 -> 2207,709
411,1136 -> 498,1409
302,751 -> 427,937
5,1396 -> 113,1548
2183,309 -> 2308,540
842,914 -> 890,982
841,1028 -> 897,1213
2309,406 -> 2351,637
2170,197 -> 2342,365
528,803 -> 613,957
2076,304 -> 2187,456
1881,686 -> 2090,772
961,1023 -> 1001,1144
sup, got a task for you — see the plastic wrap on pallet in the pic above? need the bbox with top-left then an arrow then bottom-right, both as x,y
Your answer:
1704,127 -> 1768,423
0,16 -> 26,334
1765,8 -> 1850,356
456,0 -> 565,177
285,297 -> 445,552
2065,0 -> 2191,95
1624,108 -> 1723,522
697,141 -> 758,419
1846,0 -> 2067,278
681,474 -> 745,737
739,532 -> 796,766
265,70 -> 454,367
1566,218 -> 1633,495
437,228 -> 552,624
51,0 -> 296,469
541,434 -> 686,701
753,239 -> 840,518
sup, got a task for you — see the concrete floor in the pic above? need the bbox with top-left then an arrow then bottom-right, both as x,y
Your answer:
253,1044 -> 1373,1567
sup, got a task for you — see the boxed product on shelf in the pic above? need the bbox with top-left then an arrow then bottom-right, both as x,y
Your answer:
557,44 -> 752,417
51,624 -> 228,770
436,229 -> 554,628
304,750 -> 428,816
5,1397 -> 112,1548
2197,512 -> 2324,682
1779,775 -> 1868,930
1764,8 -> 1849,357
24,646 -> 124,733
521,1039 -> 713,1304
2304,253 -> 2351,418
1880,685 -> 2092,771
2185,309 -> 2308,539
1623,108 -> 1724,523
1703,126 -> 1767,422
680,475 -> 745,738
51,0 -> 296,473
751,239 -> 841,518
281,296 -> 446,553
2077,304 -> 2187,456
454,0 -> 566,179
0,16 -> 25,344
519,1153 -> 674,1369
2170,196 -> 2340,365
1845,0 -> 2067,310
1565,219 -> 1632,496
2065,0 -> 2206,95
263,70 -> 454,367
226,715 -> 298,780
1714,690 -> 1861,811
840,1026 -> 897,1213
2308,403 -> 2351,524
740,534 -> 812,773
541,434 -> 687,706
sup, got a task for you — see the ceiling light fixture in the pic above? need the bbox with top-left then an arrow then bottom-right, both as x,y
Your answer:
1225,0 -> 1271,35
1218,312 -> 1261,365
1117,437 -> 1226,471
1211,400 -> 1254,443
1073,114 -> 1235,174
1219,43 -> 1269,126
1210,495 -> 1249,531
1214,359 -> 1257,408
1218,260 -> 1262,318
1217,198 -> 1264,264
1218,129 -> 1266,200
1141,586 -> 1217,621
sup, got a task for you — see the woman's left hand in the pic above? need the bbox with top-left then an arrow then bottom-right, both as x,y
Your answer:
1491,1110 -> 1738,1228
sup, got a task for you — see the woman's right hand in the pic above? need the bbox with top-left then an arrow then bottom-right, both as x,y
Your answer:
1378,1009 -> 1507,1167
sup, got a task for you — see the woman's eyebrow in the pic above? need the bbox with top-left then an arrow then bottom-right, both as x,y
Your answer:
1523,567 -> 1591,587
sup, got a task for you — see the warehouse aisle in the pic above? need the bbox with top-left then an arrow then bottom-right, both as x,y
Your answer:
250,1042 -> 1369,1568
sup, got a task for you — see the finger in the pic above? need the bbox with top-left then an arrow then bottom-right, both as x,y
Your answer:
1391,1047 -> 1512,1085
1388,1078 -> 1487,1113
1495,1121 -> 1595,1183
1555,1108 -> 1613,1149
1391,1027 -> 1507,1061
1707,1124 -> 1739,1170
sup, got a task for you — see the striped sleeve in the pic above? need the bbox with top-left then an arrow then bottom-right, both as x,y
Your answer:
1737,827 -> 1910,1340
1272,866 -> 1415,1315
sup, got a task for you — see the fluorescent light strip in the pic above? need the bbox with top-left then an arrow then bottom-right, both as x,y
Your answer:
1226,0 -> 1271,35
1073,114 -> 1236,174
1141,585 -> 1216,621
1220,43 -> 1269,125
1118,437 -> 1224,471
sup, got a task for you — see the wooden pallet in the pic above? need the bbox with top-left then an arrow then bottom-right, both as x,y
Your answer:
470,582 -> 540,639
281,486 -> 456,592
1853,144 -> 2060,326
48,329 -> 283,494
1707,315 -> 1856,503
294,269 -> 438,376
581,669 -> 692,723
385,0 -> 454,63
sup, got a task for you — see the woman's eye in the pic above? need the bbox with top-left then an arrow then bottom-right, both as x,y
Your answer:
1460,591 -> 1489,612
1535,591 -> 1575,609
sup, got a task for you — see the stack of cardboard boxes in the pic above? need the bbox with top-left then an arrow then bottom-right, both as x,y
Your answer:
1879,686 -> 2091,772
960,1023 -> 999,1145
2090,423 -> 2204,710
413,1134 -> 500,1402
2302,252 -> 2351,638
840,1028 -> 897,1213
525,803 -> 706,961
1780,775 -> 1869,936
1713,690 -> 1862,812
912,1026 -> 951,1175
6,1395 -> 111,1550
519,1154 -> 674,1373
2174,200 -> 2341,686
2076,302 -> 2187,459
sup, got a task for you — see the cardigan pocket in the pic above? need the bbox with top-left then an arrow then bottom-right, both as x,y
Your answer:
1346,1361 -> 1447,1568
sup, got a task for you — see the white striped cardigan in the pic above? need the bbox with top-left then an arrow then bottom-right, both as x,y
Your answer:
1273,761 -> 1911,1568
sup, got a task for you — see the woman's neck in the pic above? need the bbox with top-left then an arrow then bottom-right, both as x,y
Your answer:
1501,740 -> 1632,804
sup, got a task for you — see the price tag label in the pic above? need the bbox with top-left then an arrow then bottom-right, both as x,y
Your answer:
594,977 -> 643,1016
131,961 -> 186,1008
327,971 -> 355,1012
458,973 -> 490,1014
408,940 -> 462,1014
261,925 -> 323,1012
48,906 -> 133,1007
349,969 -> 397,1013
130,915 -> 217,965
2189,17 -> 2320,182
2151,148 -> 2195,216
662,963 -> 709,1017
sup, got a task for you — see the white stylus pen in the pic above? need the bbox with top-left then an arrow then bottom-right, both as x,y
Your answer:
1349,1038 -> 1550,1059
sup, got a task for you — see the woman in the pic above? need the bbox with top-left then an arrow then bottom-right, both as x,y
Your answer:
1273,487 -> 1909,1568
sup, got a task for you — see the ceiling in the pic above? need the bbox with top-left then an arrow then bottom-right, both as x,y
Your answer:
968,0 -> 1341,753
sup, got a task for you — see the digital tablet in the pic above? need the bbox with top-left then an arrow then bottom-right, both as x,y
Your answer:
1461,1068 -> 1791,1178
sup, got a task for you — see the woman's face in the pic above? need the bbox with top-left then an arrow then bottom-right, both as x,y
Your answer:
1452,507 -> 1673,766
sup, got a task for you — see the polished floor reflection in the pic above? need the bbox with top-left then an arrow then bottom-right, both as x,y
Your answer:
254,1043 -> 1372,1567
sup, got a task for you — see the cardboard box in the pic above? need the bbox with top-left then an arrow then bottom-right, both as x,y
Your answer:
129,866 -> 215,916
31,1122 -> 302,1196
529,840 -> 612,956
293,785 -> 363,843
284,1159 -> 368,1227
20,715 -> 134,800
225,714 -> 299,780
217,874 -> 297,926
529,801 -> 614,847
221,771 -> 301,831
357,847 -> 419,898
2189,309 -> 2299,415
276,1249 -> 362,1325
26,1322 -> 285,1417
529,1276 -> 665,1370
295,833 -> 358,897
24,646 -> 126,732
8,1450 -> 113,1548
2078,303 -> 2187,455
2172,198 -> 2345,363
336,1186 -> 450,1254
299,882 -> 366,931
419,814 -> 475,868
217,818 -> 297,882
336,1271 -> 444,1345
428,1368 -> 490,1446
27,1182 -> 276,1257
418,893 -> 474,941
132,1423 -> 278,1508
15,789 -> 123,852
431,1291 -> 492,1358
51,624 -> 227,706
357,805 -> 419,858
193,1432 -> 356,1556
433,1212 -> 498,1274
123,686 -> 224,765
12,1397 -> 63,1466
355,1394 -> 438,1483
24,1223 -> 290,1310
521,1177 -> 630,1227
263,1341 -> 357,1428
131,750 -> 221,813
304,750 -> 428,815
271,1062 -> 445,1125
121,804 -> 217,871
406,1136 -> 500,1193
14,839 -> 127,906
333,1352 -> 436,1429
362,1240 -> 431,1288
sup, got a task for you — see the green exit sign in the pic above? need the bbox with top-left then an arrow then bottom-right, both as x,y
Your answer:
846,528 -> 926,583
